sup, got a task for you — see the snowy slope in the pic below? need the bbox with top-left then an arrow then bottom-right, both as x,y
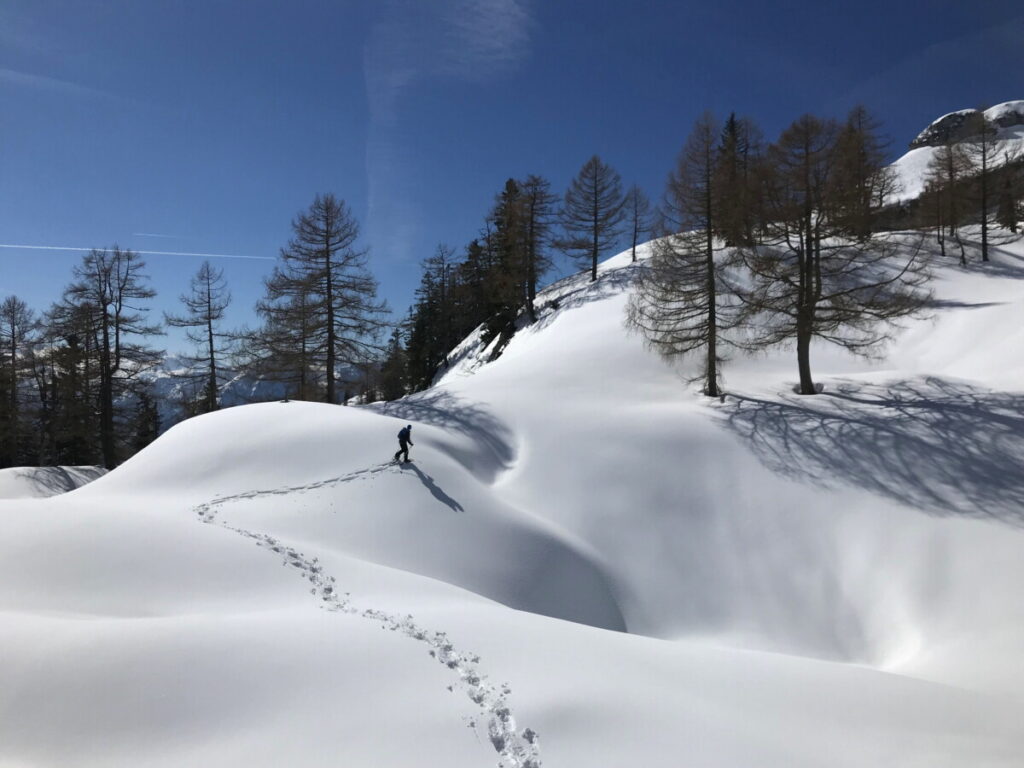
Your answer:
2,232 -> 1024,767
0,465 -> 106,499
889,100 -> 1024,202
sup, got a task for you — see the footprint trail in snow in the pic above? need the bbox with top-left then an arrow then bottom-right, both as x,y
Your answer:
194,463 -> 542,768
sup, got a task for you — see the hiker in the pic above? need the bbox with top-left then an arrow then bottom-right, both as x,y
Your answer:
394,424 -> 413,463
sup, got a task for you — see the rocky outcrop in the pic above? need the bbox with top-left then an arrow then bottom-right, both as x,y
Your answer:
910,101 -> 1024,149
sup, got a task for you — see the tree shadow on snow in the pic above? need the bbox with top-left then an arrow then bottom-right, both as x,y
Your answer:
369,389 -> 516,482
401,461 -> 464,512
722,377 -> 1024,525
24,466 -> 105,496
530,261 -> 643,334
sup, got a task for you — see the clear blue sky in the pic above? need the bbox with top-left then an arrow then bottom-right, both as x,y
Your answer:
2,0 -> 1022,352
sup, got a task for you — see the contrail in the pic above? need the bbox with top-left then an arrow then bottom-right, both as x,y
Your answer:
0,244 -> 275,261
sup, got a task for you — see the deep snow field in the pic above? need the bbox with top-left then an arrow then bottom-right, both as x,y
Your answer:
2,227 -> 1024,767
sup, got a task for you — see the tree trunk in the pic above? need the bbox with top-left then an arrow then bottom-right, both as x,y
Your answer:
99,313 -> 116,469
980,146 -> 989,262
705,231 -> 718,398
796,321 -> 815,395
325,249 -> 336,404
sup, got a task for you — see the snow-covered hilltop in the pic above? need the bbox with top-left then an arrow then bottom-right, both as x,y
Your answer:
2,230 -> 1024,766
890,100 -> 1024,202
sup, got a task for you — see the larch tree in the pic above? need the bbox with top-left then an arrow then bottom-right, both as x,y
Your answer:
829,105 -> 898,241
559,155 -> 626,281
627,112 -> 738,397
714,113 -> 763,246
739,115 -> 932,395
165,261 -> 232,414
963,112 -> 1000,262
259,194 -> 388,404
520,175 -> 558,321
625,184 -> 652,262
62,247 -> 162,468
0,295 -> 37,465
924,138 -> 972,265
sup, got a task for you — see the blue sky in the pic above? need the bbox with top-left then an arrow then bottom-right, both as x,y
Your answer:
2,0 -> 1022,353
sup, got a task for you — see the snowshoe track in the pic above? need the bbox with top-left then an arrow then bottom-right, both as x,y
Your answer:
194,464 -> 542,768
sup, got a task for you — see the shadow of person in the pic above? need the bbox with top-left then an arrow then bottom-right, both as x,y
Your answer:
721,376 -> 1024,526
401,461 -> 464,512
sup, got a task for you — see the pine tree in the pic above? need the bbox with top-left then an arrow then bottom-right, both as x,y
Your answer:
627,112 -> 738,397
559,155 -> 626,282
165,261 -> 232,414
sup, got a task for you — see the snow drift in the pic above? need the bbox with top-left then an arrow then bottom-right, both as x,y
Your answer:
2,228 -> 1024,767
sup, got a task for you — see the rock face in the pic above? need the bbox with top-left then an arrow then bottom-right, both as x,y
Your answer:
910,101 -> 1024,148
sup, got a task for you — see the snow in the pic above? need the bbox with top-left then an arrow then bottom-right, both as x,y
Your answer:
889,100 -> 1024,203
2,231 -> 1024,766
0,465 -> 106,499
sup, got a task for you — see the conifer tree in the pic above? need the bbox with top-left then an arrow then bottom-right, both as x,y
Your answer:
627,112 -> 737,397
520,175 -> 558,321
963,112 -> 1000,262
559,155 -> 626,281
165,261 -> 232,413
924,140 -> 971,264
714,113 -> 762,246
625,185 -> 652,262
995,154 -> 1021,232
61,247 -> 162,468
0,296 -> 37,466
740,115 -> 932,395
829,105 -> 897,241
259,194 -> 387,404
379,328 -> 408,401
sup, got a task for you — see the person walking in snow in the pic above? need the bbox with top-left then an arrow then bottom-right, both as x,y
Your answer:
394,424 -> 413,463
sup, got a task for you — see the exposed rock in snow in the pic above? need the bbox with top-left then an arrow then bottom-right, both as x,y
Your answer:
909,100 -> 1024,149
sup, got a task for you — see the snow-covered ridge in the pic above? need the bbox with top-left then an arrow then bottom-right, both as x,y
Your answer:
909,100 -> 1024,148
889,99 -> 1024,203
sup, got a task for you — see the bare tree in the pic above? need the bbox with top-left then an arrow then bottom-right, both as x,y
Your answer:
924,139 -> 972,265
740,115 -> 933,395
559,155 -> 626,281
165,261 -> 233,414
714,113 -> 763,246
829,105 -> 898,241
520,175 -> 558,320
259,194 -> 388,404
62,247 -> 162,468
627,112 -> 739,397
625,184 -> 652,262
0,295 -> 37,465
963,112 -> 1000,262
